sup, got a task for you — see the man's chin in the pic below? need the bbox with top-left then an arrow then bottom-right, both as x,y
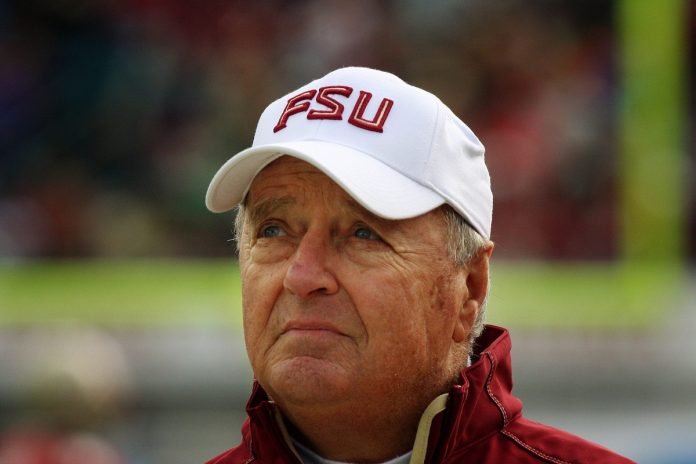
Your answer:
265,356 -> 352,405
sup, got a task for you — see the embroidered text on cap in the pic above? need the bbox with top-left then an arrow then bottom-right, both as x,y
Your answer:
273,86 -> 395,133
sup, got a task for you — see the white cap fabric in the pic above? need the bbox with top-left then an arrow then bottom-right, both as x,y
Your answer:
206,67 -> 492,239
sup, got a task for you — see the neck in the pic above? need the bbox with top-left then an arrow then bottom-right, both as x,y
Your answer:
266,350 -> 468,461
281,401 -> 422,463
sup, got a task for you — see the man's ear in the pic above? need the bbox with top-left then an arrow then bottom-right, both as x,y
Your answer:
452,243 -> 494,343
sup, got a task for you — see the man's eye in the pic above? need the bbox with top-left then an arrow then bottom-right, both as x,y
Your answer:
259,224 -> 286,238
354,226 -> 380,240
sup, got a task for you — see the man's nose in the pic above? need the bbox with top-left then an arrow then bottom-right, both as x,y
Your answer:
283,230 -> 339,298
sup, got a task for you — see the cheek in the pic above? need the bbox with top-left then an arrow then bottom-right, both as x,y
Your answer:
352,269 -> 432,351
380,267 -> 459,350
241,263 -> 286,365
432,272 -> 462,318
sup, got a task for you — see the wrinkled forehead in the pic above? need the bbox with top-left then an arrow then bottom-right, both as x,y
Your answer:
242,156 -> 456,247
244,155 -> 444,230
246,156 -> 350,205
253,156 -> 328,185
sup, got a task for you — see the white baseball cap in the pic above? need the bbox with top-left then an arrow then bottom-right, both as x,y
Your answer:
206,67 -> 493,239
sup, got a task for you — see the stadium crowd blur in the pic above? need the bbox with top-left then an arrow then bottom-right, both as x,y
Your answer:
4,0 -> 682,262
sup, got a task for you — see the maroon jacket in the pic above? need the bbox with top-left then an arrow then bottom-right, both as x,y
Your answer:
207,326 -> 634,463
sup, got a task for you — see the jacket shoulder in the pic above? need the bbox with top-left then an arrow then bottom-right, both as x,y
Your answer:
205,443 -> 250,464
502,417 -> 636,463
445,416 -> 635,464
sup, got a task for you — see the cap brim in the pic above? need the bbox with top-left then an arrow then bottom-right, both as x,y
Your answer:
206,140 -> 446,220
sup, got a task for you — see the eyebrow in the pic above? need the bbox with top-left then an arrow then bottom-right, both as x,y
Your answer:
246,196 -> 296,228
340,196 -> 403,234
246,193 -> 398,232
344,197 -> 389,225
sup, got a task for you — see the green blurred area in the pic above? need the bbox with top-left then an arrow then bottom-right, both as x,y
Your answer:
619,0 -> 687,263
0,260 -> 683,329
0,261 -> 242,327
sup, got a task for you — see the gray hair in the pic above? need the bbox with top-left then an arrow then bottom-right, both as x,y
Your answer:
440,205 -> 490,350
233,203 -> 489,352
233,204 -> 245,247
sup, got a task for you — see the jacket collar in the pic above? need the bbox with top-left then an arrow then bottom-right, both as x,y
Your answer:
242,325 -> 521,464
420,325 -> 523,462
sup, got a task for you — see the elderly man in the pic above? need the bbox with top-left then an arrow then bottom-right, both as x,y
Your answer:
205,67 -> 632,463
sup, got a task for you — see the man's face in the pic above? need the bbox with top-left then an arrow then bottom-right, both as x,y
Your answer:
239,157 -> 470,410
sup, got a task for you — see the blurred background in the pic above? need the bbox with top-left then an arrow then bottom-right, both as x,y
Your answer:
0,0 -> 694,462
